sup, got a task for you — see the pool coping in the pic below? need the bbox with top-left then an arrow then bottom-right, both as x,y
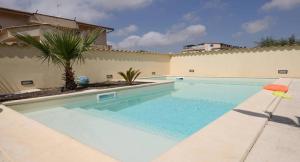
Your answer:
0,80 -> 173,162
0,78 -> 291,162
2,79 -> 173,106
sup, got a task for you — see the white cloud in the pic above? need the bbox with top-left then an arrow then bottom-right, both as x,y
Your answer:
112,25 -> 138,37
169,23 -> 187,32
0,0 -> 153,22
116,24 -> 206,49
262,0 -> 300,11
242,17 -> 272,33
182,12 -> 199,22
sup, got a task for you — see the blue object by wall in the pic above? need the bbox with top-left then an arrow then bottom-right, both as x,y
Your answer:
77,76 -> 89,86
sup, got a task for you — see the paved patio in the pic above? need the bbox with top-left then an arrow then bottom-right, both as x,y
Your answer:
245,79 -> 300,162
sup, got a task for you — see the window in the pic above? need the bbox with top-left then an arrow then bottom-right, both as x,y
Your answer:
210,44 -> 214,47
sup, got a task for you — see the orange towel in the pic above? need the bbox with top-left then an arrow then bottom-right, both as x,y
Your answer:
264,84 -> 288,93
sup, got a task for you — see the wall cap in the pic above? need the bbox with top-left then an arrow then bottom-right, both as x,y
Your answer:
177,45 -> 300,56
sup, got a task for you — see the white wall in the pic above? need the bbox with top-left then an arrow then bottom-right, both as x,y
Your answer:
170,47 -> 300,78
1,45 -> 300,94
0,46 -> 170,93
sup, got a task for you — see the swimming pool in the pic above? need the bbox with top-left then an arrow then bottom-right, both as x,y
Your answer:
10,77 -> 273,162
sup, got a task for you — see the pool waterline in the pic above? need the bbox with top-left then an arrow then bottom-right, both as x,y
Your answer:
9,77 -> 274,162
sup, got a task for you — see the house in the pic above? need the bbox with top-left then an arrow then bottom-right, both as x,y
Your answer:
183,43 -> 244,52
0,7 -> 114,49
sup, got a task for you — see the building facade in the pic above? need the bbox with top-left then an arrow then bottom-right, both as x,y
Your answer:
183,43 -> 244,52
0,7 -> 113,49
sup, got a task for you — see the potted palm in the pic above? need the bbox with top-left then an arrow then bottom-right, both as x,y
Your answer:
118,68 -> 141,85
16,29 -> 103,90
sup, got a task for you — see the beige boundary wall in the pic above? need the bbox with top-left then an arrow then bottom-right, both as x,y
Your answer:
0,45 -> 171,93
170,46 -> 300,78
1,45 -> 300,93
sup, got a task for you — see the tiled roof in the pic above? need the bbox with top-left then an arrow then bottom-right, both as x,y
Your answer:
0,7 -> 113,32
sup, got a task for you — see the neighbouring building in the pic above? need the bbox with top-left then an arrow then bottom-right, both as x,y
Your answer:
183,43 -> 244,52
0,7 -> 114,49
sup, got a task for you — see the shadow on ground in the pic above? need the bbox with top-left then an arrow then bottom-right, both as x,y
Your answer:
234,109 -> 300,127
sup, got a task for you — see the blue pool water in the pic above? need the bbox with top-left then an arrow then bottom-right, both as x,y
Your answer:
11,77 -> 273,162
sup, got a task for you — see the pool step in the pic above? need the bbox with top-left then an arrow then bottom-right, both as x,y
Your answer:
92,91 -> 171,111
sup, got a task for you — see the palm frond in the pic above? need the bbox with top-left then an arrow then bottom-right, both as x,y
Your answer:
43,31 -> 82,66
15,34 -> 50,54
118,68 -> 141,85
118,72 -> 129,83
15,29 -> 101,90
133,70 -> 141,82
81,29 -> 104,52
15,34 -> 53,63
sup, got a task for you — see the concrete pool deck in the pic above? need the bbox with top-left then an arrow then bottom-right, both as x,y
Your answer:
1,78 -> 299,162
0,105 -> 118,162
245,79 -> 300,162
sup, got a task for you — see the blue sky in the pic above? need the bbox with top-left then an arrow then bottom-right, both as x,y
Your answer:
1,0 -> 300,52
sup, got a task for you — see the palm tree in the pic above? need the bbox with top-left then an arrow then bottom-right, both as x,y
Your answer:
16,29 -> 103,90
118,68 -> 141,85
